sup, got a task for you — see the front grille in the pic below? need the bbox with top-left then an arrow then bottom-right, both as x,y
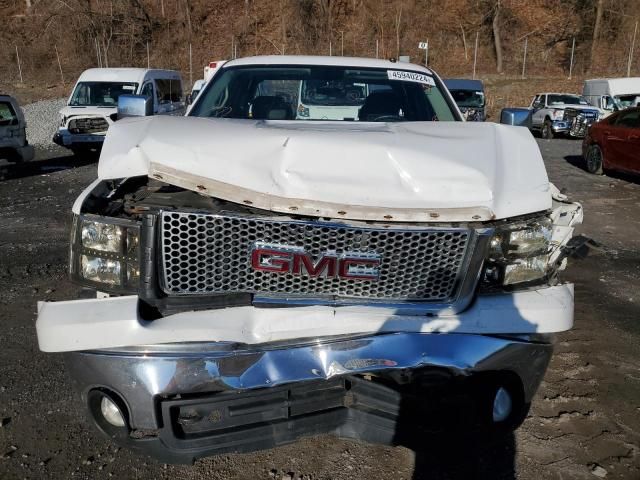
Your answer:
159,212 -> 472,302
68,117 -> 109,134
565,108 -> 599,137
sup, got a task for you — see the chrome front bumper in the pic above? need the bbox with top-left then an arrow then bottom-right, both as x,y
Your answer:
551,120 -> 570,133
65,332 -> 553,463
53,129 -> 106,148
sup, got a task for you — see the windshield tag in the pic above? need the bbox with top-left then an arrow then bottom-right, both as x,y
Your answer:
387,70 -> 435,86
123,85 -> 136,91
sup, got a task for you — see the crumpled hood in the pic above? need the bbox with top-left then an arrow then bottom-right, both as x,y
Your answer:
98,116 -> 551,222
59,105 -> 116,119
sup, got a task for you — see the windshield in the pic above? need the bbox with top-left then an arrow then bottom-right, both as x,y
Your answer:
69,82 -> 139,107
189,65 -> 457,122
301,79 -> 367,106
615,94 -> 640,108
547,94 -> 587,106
449,89 -> 485,108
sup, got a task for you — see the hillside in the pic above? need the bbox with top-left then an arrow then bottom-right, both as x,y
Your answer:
1,0 -> 638,98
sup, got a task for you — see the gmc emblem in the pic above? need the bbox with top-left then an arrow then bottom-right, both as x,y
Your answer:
251,244 -> 381,280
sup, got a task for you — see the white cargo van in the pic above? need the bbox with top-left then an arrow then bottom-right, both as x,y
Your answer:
54,68 -> 185,154
583,78 -> 640,114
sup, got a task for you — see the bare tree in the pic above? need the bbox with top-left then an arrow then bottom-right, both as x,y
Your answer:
589,0 -> 604,72
492,0 -> 503,73
395,3 -> 403,58
460,23 -> 468,60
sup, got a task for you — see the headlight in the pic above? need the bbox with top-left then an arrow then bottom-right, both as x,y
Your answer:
551,109 -> 564,120
464,109 -> 477,120
70,214 -> 140,292
483,216 -> 553,287
81,221 -> 123,252
81,255 -> 121,285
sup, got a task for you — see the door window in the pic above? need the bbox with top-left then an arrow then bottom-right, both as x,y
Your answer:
140,82 -> 154,101
155,79 -> 183,104
0,101 -> 18,126
614,110 -> 640,128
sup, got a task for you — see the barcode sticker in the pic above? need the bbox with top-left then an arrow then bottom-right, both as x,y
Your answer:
387,70 -> 435,86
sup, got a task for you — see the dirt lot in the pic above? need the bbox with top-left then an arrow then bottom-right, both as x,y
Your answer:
1,137 -> 639,480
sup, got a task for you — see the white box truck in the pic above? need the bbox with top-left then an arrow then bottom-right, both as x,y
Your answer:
583,77 -> 640,114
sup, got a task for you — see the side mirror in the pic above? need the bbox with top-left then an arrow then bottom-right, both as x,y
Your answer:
185,93 -> 193,106
117,94 -> 153,120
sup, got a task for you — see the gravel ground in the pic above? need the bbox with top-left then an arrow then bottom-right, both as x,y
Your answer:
0,138 -> 639,479
21,98 -> 66,148
17,98 -> 69,160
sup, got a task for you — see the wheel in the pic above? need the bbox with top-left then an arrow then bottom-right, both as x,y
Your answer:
586,144 -> 604,175
0,149 -> 22,163
541,120 -> 554,139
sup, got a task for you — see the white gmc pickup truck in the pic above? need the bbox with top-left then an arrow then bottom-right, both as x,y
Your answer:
36,56 -> 582,464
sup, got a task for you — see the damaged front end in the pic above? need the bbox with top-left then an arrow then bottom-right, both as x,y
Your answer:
36,171 -> 582,463
37,57 -> 584,459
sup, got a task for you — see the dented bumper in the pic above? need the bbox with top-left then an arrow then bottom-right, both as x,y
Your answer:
65,331 -> 553,463
39,285 -> 572,462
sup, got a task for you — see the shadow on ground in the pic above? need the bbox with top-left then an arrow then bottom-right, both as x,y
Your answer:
564,154 -> 640,184
408,433 -> 516,479
0,153 -> 97,181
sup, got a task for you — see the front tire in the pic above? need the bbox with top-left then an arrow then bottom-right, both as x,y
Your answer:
542,120 -> 555,139
586,144 -> 604,175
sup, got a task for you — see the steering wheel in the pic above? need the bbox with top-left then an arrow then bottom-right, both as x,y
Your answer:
369,114 -> 403,122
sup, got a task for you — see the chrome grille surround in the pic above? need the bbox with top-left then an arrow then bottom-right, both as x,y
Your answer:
565,108 -> 599,138
159,211 -> 484,305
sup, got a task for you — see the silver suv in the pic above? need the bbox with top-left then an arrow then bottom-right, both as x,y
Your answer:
0,94 -> 34,163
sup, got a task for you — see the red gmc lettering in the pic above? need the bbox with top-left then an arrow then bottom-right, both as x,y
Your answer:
251,247 -> 380,280
292,253 -> 337,277
251,248 -> 291,273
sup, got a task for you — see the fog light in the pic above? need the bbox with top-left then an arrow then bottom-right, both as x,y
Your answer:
492,387 -> 512,422
100,396 -> 126,427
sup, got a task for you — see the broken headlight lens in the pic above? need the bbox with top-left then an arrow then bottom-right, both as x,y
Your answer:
483,216 -> 553,287
70,214 -> 141,292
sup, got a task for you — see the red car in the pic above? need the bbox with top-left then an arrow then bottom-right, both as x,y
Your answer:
583,107 -> 640,175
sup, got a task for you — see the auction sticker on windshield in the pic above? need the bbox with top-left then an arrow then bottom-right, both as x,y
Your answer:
387,70 -> 435,86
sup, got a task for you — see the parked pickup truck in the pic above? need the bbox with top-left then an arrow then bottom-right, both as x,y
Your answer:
443,78 -> 486,121
530,92 -> 602,139
36,56 -> 582,464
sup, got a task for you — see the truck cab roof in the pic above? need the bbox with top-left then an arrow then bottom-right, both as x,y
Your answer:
76,68 -> 182,84
443,79 -> 484,90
